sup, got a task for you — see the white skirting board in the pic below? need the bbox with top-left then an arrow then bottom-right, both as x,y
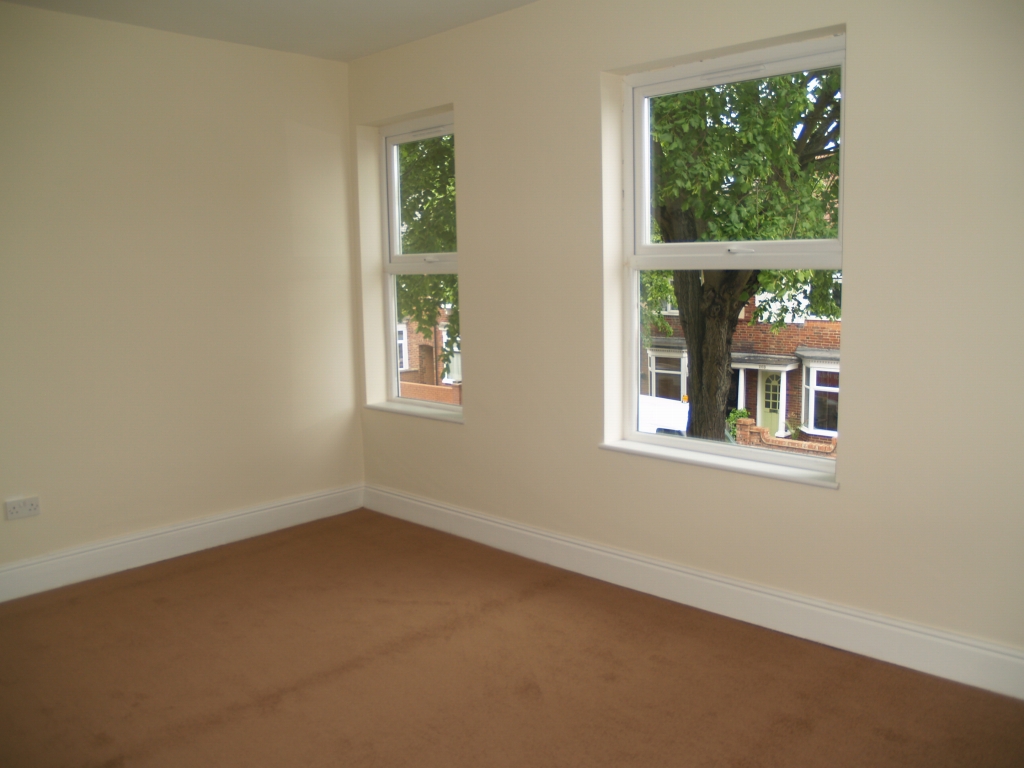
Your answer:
0,485 -> 364,603
364,484 -> 1024,701
2,482 -> 1021,700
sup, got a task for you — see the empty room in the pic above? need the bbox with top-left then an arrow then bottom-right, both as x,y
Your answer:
1,0 -> 1022,765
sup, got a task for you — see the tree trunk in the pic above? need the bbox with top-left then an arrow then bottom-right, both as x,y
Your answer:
674,269 -> 758,440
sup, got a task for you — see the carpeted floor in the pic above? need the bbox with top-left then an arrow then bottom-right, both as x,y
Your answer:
1,509 -> 1022,767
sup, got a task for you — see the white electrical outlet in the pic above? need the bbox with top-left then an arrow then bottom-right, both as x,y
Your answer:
5,496 -> 40,520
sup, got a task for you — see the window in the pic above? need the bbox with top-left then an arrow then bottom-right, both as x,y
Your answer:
440,324 -> 462,384
652,355 -> 683,400
807,369 -> 839,432
798,347 -> 840,436
616,35 -> 844,484
382,113 -> 461,411
396,323 -> 409,371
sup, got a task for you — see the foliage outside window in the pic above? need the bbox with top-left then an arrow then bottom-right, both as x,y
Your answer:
624,35 -> 844,477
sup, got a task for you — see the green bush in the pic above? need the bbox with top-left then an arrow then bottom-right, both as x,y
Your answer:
726,408 -> 750,440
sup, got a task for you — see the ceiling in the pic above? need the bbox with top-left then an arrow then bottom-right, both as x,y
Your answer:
5,0 -> 540,61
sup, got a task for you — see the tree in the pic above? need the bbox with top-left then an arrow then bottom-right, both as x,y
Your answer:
647,68 -> 843,440
394,134 -> 460,375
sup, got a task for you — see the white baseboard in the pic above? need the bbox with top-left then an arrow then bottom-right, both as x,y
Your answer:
3,482 -> 1020,700
364,484 -> 1024,701
0,485 -> 364,603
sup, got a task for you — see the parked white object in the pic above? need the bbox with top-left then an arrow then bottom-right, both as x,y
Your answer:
638,395 -> 688,435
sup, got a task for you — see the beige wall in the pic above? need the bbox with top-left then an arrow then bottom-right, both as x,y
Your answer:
2,0 -> 1022,653
351,0 -> 1024,649
0,3 -> 363,563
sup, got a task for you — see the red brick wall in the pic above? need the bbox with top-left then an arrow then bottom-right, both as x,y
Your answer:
397,308 -> 460,402
735,419 -> 836,457
398,381 -> 462,405
654,298 -> 840,357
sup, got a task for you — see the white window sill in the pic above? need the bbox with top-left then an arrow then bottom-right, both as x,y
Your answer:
599,439 -> 838,489
365,400 -> 463,424
800,426 -> 839,438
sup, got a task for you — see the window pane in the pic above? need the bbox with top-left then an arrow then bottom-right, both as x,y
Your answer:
638,269 -> 840,456
397,134 -> 456,255
814,390 -> 839,431
654,372 -> 682,400
395,274 -> 461,405
396,325 -> 408,370
648,67 -> 841,244
816,370 -> 839,388
764,374 -> 781,412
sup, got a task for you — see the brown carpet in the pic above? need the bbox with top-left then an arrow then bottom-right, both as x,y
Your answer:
0,509 -> 1022,767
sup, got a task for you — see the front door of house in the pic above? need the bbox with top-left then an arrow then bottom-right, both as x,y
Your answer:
760,372 -> 781,436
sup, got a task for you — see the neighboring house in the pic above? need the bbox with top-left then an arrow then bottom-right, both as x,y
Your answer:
397,309 -> 463,405
642,298 -> 840,451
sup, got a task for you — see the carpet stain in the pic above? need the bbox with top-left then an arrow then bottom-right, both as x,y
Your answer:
515,677 -> 544,701
875,726 -> 911,744
89,572 -> 567,765
92,731 -> 114,747
85,756 -> 125,768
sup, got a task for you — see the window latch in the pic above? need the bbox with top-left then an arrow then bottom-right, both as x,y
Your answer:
727,247 -> 756,255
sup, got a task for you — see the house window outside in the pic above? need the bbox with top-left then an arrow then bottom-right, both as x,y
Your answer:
396,323 -> 409,371
621,35 -> 844,481
652,355 -> 683,400
804,367 -> 839,434
440,324 -> 462,384
382,113 -> 461,409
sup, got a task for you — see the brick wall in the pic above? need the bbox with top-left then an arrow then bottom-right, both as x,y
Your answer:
398,381 -> 462,405
734,419 -> 836,458
397,308 -> 460,401
654,298 -> 840,358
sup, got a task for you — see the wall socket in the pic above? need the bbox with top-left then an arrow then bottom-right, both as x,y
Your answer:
5,497 -> 40,520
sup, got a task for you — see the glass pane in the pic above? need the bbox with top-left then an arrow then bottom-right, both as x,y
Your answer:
814,390 -> 839,432
648,67 -> 841,244
397,134 -> 456,255
638,269 -> 840,457
394,274 -> 461,405
654,372 -> 682,400
396,326 -> 407,370
654,356 -> 681,372
816,370 -> 839,388
764,374 -> 781,412
444,351 -> 462,384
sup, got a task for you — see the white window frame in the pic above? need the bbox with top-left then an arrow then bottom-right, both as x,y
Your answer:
439,322 -> 462,384
615,35 -> 845,486
382,112 -> 458,273
802,363 -> 840,437
379,113 -> 461,418
646,350 -> 687,400
396,323 -> 409,371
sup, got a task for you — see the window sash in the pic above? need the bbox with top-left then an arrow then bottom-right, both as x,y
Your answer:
382,113 -> 457,273
624,36 -> 845,270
